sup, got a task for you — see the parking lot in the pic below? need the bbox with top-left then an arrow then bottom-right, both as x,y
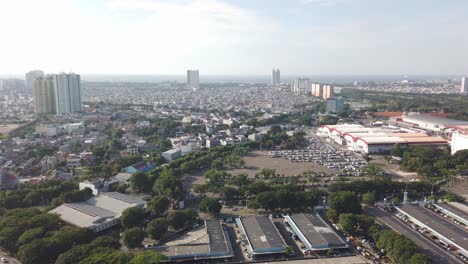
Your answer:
268,138 -> 367,177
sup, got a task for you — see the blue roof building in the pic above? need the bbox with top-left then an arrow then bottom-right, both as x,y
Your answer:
125,161 -> 157,174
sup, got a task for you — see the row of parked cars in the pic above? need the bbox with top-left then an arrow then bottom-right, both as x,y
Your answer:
268,139 -> 367,176
346,235 -> 389,264
395,211 -> 467,262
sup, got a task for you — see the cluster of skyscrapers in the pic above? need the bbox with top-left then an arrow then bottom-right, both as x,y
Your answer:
291,78 -> 334,100
27,70 -> 82,115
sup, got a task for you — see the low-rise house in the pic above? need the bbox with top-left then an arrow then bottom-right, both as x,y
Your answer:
161,149 -> 182,162
125,161 -> 157,174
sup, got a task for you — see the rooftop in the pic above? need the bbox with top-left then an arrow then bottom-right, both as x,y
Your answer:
49,192 -> 146,230
156,219 -> 233,260
287,213 -> 347,250
237,216 -> 286,254
404,114 -> 468,126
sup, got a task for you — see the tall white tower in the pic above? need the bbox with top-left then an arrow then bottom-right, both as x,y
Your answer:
271,69 -> 280,85
187,70 -> 200,91
54,73 -> 82,114
33,76 -> 56,115
25,70 -> 44,91
461,77 -> 468,93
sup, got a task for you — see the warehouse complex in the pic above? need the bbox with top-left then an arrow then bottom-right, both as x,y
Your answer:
285,213 -> 348,252
49,192 -> 146,232
155,219 -> 233,262
318,124 -> 447,154
394,113 -> 468,133
235,216 -> 288,258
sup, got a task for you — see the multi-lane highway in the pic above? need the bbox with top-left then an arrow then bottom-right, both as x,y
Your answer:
366,206 -> 464,264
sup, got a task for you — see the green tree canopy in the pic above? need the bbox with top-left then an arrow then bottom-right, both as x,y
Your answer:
130,172 -> 150,192
147,218 -> 168,241
166,211 -> 186,230
199,197 -> 222,216
123,227 -> 146,248
328,191 -> 362,216
121,206 -> 146,229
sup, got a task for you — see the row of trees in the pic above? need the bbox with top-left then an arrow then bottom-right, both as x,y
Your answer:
393,145 -> 468,178
369,225 -> 431,264
55,235 -> 166,264
327,178 -> 437,201
0,179 -> 87,210
259,126 -> 307,149
326,190 -> 432,264
342,88 -> 468,121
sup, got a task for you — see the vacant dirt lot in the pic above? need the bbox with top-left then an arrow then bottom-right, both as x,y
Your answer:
227,150 -> 337,177
0,124 -> 20,134
369,155 -> 418,181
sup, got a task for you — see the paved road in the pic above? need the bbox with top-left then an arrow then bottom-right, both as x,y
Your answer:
272,219 -> 304,258
366,206 -> 463,264
225,224 -> 247,263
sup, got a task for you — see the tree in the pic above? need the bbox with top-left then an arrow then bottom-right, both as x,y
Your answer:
391,197 -> 401,205
147,218 -> 168,240
148,196 -> 170,217
121,207 -> 146,229
390,144 -> 403,157
129,251 -> 167,264
130,172 -> 150,192
79,247 -> 131,264
328,191 -> 362,216
362,192 -> 376,206
123,227 -> 146,248
91,236 -> 121,249
153,169 -> 183,199
199,197 -> 222,216
220,186 -> 239,202
56,244 -> 92,264
166,211 -> 186,230
338,214 -> 373,235
18,227 -> 45,245
17,238 -> 55,264
183,208 -> 198,224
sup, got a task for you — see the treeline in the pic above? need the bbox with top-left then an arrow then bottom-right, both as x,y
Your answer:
326,190 -> 432,264
392,145 -> 468,177
193,169 -> 325,211
368,225 -> 431,264
328,178 -> 437,201
337,213 -> 431,264
0,180 -> 91,210
342,89 -> 468,121
129,144 -> 251,197
259,125 -> 307,149
118,200 -> 199,249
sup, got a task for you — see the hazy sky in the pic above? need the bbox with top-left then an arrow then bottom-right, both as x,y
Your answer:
1,0 -> 468,75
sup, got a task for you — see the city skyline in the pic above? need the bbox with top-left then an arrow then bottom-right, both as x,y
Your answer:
1,0 -> 468,75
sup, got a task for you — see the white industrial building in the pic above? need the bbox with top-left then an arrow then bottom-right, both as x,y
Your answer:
49,192 -> 146,232
162,149 -> 182,162
451,130 -> 468,155
318,124 -> 447,154
395,113 -> 468,133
